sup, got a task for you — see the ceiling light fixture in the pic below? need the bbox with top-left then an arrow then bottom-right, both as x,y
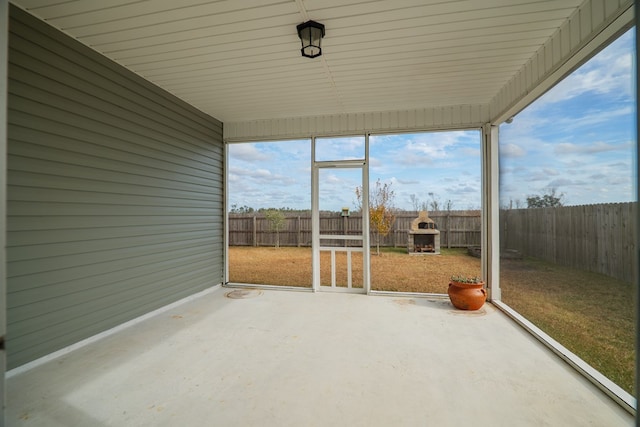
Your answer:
296,20 -> 325,58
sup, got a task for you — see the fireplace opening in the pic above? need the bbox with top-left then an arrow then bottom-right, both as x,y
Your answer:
418,222 -> 436,230
414,234 -> 436,252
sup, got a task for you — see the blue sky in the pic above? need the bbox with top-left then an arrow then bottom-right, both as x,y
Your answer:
229,28 -> 636,212
499,28 -> 636,207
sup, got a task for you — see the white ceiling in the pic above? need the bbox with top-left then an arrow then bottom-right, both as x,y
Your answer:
13,0 -> 587,123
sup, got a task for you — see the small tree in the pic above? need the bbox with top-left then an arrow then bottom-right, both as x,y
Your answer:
427,192 -> 440,212
526,188 -> 564,208
506,199 -> 524,209
264,209 -> 286,248
427,192 -> 453,212
409,194 -> 428,212
356,179 -> 396,256
229,204 -> 254,214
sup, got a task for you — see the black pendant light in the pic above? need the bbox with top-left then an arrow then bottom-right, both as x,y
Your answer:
296,20 -> 325,58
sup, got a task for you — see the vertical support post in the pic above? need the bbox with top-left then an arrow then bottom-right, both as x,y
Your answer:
224,142 -> 229,283
330,249 -> 336,287
0,0 -> 8,422
311,136 -> 320,291
634,4 -> 640,405
481,124 -> 501,300
363,134 -> 371,293
297,216 -> 301,247
347,250 -> 352,288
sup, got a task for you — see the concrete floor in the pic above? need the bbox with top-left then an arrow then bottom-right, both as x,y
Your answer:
7,286 -> 634,426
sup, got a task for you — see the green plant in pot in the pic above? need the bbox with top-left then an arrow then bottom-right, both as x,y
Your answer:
448,274 -> 486,310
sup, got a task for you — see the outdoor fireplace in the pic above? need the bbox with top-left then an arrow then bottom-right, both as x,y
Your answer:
407,211 -> 440,254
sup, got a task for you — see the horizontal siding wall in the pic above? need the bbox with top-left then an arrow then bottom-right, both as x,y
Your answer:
7,5 -> 224,369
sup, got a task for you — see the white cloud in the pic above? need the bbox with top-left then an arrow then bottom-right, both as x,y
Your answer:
325,174 -> 342,184
588,173 -> 607,180
446,184 -> 478,194
411,133 -> 458,154
525,171 -> 554,182
228,166 -> 297,186
560,159 -> 587,168
461,147 -> 481,157
606,161 -> 631,170
387,131 -> 480,169
499,143 -> 526,158
316,136 -> 365,160
369,156 -> 383,169
390,176 -> 420,185
553,106 -> 634,131
547,178 -> 585,187
554,140 -> 633,155
228,144 -> 270,162
536,34 -> 634,106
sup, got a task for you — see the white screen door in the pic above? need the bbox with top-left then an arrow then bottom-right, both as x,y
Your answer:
311,136 -> 370,293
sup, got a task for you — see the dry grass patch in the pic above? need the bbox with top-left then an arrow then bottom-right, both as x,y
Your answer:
229,247 -> 313,287
501,257 -> 635,395
228,247 -> 480,292
370,247 -> 480,293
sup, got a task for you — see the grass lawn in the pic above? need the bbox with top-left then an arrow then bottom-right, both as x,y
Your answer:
228,246 -> 635,395
500,257 -> 635,395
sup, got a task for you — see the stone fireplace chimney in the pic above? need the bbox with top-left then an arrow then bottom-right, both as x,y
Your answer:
407,211 -> 440,254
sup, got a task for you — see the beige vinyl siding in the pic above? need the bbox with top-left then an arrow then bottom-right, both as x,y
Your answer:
7,5 -> 224,369
223,105 -> 490,142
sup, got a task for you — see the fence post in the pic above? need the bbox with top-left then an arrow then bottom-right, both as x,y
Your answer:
392,220 -> 397,248
297,216 -> 301,247
447,211 -> 451,249
502,209 -> 508,253
253,216 -> 257,247
343,215 -> 347,247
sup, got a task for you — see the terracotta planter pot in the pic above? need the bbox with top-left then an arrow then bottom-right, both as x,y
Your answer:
448,281 -> 487,310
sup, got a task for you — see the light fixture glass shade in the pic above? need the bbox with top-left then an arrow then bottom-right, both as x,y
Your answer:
296,20 -> 325,58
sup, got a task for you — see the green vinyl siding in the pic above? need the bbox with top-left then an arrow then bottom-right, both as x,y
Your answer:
6,5 -> 224,369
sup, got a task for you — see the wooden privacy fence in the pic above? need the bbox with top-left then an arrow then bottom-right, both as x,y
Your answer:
230,203 -> 638,283
500,202 -> 638,284
228,211 -> 481,249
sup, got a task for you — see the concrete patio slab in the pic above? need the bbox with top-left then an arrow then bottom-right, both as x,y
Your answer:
7,287 -> 634,426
